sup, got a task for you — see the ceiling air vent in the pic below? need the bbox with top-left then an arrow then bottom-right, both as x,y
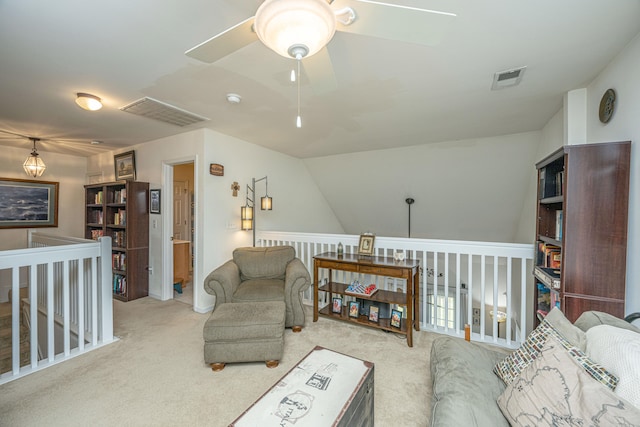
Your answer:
491,66 -> 526,90
120,97 -> 209,127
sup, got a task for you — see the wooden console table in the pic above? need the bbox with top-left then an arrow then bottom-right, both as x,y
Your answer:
313,252 -> 420,347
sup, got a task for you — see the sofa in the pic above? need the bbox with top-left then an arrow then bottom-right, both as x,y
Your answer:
203,246 -> 311,330
430,309 -> 640,426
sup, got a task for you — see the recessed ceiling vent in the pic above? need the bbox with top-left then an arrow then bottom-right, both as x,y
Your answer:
120,97 -> 209,127
491,66 -> 526,90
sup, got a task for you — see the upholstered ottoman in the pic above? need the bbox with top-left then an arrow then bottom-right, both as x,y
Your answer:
203,301 -> 285,371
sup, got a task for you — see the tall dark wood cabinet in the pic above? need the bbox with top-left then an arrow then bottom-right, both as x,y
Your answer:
85,181 -> 149,301
534,141 -> 630,324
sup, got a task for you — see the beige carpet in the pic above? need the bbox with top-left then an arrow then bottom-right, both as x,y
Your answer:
0,297 -> 438,426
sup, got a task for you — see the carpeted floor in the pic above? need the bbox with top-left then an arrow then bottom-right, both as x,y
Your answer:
0,297 -> 438,426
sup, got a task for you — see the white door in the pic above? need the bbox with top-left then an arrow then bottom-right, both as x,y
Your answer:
173,181 -> 190,240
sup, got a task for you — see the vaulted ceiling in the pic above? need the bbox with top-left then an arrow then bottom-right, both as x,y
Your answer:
1,1 -> 639,159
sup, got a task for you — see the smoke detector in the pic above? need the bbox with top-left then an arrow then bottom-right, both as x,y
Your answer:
491,66 -> 526,90
226,93 -> 242,104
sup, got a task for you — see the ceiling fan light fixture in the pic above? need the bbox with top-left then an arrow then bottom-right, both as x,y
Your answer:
254,0 -> 336,59
75,93 -> 103,111
23,138 -> 46,177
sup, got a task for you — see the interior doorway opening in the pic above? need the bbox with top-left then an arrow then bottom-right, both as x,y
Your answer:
164,160 -> 196,307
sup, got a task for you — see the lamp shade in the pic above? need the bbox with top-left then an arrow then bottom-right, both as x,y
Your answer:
241,205 -> 254,230
261,195 -> 272,210
23,152 -> 46,177
254,0 -> 336,59
75,93 -> 103,111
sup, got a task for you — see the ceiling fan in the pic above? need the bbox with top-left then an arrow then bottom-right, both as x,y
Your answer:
186,0 -> 456,93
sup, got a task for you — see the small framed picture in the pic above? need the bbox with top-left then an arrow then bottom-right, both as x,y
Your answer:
391,309 -> 402,329
150,189 -> 161,214
348,301 -> 359,318
368,305 -> 379,323
358,234 -> 375,256
114,150 -> 136,181
332,297 -> 343,314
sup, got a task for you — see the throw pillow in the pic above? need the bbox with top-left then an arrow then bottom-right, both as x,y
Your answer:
586,324 -> 640,409
545,307 -> 587,350
494,308 -> 603,387
497,335 -> 640,426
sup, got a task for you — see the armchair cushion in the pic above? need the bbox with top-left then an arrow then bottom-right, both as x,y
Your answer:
233,279 -> 285,303
233,246 -> 294,281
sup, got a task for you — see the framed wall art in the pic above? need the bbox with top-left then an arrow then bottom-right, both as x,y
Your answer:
150,189 -> 161,214
0,178 -> 59,228
114,150 -> 136,181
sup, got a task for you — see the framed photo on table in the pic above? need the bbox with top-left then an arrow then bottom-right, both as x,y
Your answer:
348,301 -> 360,318
368,305 -> 379,323
391,309 -> 402,329
358,234 -> 375,256
332,297 -> 343,314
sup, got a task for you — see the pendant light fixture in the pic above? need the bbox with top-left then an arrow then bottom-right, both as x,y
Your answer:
23,138 -> 46,177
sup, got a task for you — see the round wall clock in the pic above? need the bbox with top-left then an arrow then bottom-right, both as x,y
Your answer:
599,88 -> 616,124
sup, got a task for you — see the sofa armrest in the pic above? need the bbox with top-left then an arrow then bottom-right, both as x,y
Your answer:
284,258 -> 311,294
204,260 -> 241,309
574,310 -> 640,334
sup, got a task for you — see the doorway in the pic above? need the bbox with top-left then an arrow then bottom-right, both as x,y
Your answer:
162,159 -> 197,308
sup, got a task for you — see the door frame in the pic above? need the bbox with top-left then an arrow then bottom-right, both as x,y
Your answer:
162,156 -> 199,307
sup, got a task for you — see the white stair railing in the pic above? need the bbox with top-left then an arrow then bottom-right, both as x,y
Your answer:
257,231 -> 534,348
0,232 -> 113,384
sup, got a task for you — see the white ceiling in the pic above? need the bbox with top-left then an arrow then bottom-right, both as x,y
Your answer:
1,0 -> 639,159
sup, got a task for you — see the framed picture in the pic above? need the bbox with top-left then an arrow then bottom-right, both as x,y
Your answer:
391,309 -> 402,329
358,234 -> 375,256
368,305 -> 379,323
332,297 -> 343,314
150,189 -> 161,214
348,301 -> 359,318
0,178 -> 59,228
114,150 -> 136,181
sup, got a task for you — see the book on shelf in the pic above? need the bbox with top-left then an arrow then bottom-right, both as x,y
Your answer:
112,253 -> 126,271
539,167 -> 546,198
94,191 -> 103,204
90,229 -> 104,240
113,188 -> 127,204
113,209 -> 126,226
534,266 -> 561,289
113,274 -> 127,294
555,171 -> 563,196
537,241 -> 561,269
555,210 -> 563,240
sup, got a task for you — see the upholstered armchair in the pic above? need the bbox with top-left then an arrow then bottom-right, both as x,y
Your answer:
204,246 -> 312,331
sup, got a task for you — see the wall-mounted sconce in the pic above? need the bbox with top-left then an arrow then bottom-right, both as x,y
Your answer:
241,176 -> 272,245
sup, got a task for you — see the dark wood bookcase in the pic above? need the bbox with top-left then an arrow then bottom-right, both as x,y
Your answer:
85,181 -> 149,302
533,141 -> 630,324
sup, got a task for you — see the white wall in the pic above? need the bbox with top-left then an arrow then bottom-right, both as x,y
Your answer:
0,145 -> 86,250
585,33 -> 640,316
87,128 -> 342,312
304,132 -> 541,243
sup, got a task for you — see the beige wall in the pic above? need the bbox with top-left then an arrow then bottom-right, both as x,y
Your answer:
0,145 -> 86,250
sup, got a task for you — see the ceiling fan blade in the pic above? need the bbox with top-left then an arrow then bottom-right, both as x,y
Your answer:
185,17 -> 257,63
303,47 -> 338,95
334,0 -> 456,46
